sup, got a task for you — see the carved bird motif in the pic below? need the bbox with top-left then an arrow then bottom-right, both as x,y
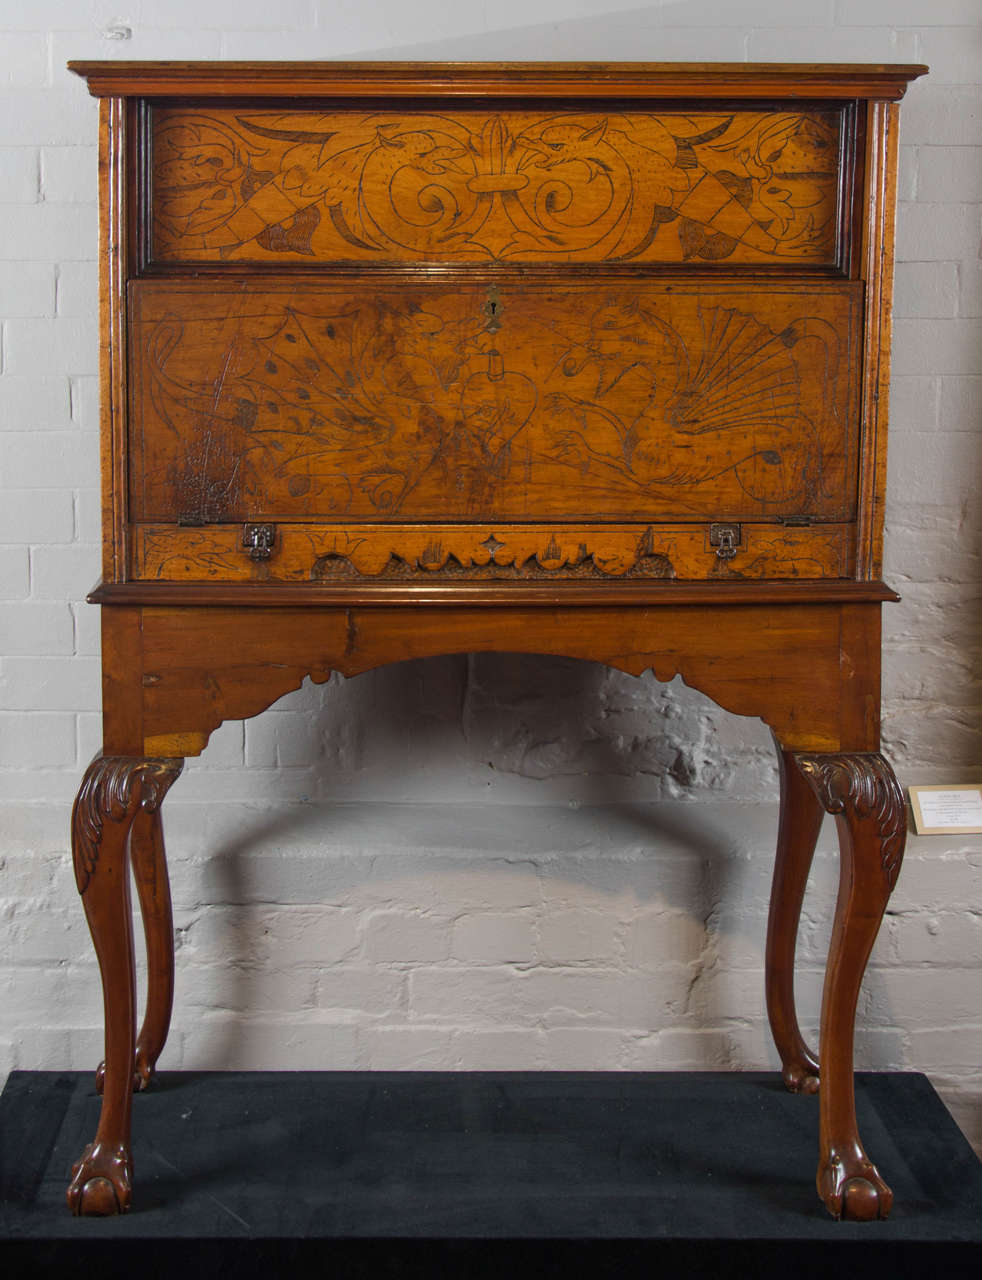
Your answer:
542,302 -> 830,507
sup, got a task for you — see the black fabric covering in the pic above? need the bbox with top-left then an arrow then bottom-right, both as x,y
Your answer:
2,1070 -> 980,1277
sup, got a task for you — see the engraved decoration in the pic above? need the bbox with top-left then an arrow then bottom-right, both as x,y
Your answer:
310,525 -> 674,580
151,108 -> 841,265
131,284 -> 856,528
134,522 -> 850,582
72,757 -> 184,894
795,753 -> 906,890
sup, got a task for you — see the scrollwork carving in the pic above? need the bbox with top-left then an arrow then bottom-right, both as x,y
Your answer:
152,108 -> 840,265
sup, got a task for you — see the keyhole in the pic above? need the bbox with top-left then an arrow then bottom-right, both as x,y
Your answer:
484,288 -> 502,332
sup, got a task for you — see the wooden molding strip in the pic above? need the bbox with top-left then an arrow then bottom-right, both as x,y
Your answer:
88,579 -> 901,609
68,60 -> 928,101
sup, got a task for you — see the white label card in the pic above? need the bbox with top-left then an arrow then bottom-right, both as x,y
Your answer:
909,785 -> 982,835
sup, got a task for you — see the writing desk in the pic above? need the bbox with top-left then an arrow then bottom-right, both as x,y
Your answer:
64,60 -> 925,1220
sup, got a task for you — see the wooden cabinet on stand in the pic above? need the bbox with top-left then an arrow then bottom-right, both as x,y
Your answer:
63,59 -> 926,1220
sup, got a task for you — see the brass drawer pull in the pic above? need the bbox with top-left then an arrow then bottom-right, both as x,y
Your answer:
242,523 -> 276,561
710,522 -> 742,561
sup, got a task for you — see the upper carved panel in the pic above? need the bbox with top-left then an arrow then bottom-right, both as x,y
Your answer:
149,107 -> 843,267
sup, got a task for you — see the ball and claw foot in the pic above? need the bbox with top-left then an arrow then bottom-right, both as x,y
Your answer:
782,1063 -> 820,1095
66,1140 -> 131,1216
819,1150 -> 893,1221
95,1052 -> 155,1095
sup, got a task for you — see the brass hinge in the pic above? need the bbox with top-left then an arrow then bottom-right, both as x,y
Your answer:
242,523 -> 277,561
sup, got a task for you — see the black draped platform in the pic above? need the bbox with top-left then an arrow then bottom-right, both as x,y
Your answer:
2,1070 -> 980,1278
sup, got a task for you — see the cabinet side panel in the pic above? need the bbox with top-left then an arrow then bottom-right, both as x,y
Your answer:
100,605 -> 145,755
856,101 -> 900,580
99,95 -> 130,583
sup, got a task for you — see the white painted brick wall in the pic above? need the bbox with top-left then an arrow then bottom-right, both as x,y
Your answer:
1,0 -> 980,1160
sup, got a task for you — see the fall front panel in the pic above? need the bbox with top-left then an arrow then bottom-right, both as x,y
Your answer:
127,279 -> 861,527
147,104 -> 846,268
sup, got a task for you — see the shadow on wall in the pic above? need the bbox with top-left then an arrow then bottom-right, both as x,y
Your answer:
173,720 -> 821,1074
174,652 -> 788,1067
191,652 -> 779,807
189,790 -> 760,1068
180,775 -> 899,1076
168,637 -> 911,1077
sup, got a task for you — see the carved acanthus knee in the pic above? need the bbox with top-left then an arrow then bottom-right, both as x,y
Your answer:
793,753 -> 905,894
73,756 -> 184,896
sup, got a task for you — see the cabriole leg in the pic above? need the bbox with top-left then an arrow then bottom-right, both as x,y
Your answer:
794,752 -> 906,1222
66,755 -> 182,1217
765,743 -> 823,1093
132,798 -> 178,1088
94,797 -> 178,1096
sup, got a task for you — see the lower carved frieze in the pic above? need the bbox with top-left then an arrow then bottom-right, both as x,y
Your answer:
310,530 -> 675,580
133,521 -> 851,582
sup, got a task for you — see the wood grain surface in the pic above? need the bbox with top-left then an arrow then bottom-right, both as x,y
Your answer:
129,280 -> 860,528
68,60 -> 928,102
131,520 -> 853,582
150,106 -> 843,267
121,599 -> 880,759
